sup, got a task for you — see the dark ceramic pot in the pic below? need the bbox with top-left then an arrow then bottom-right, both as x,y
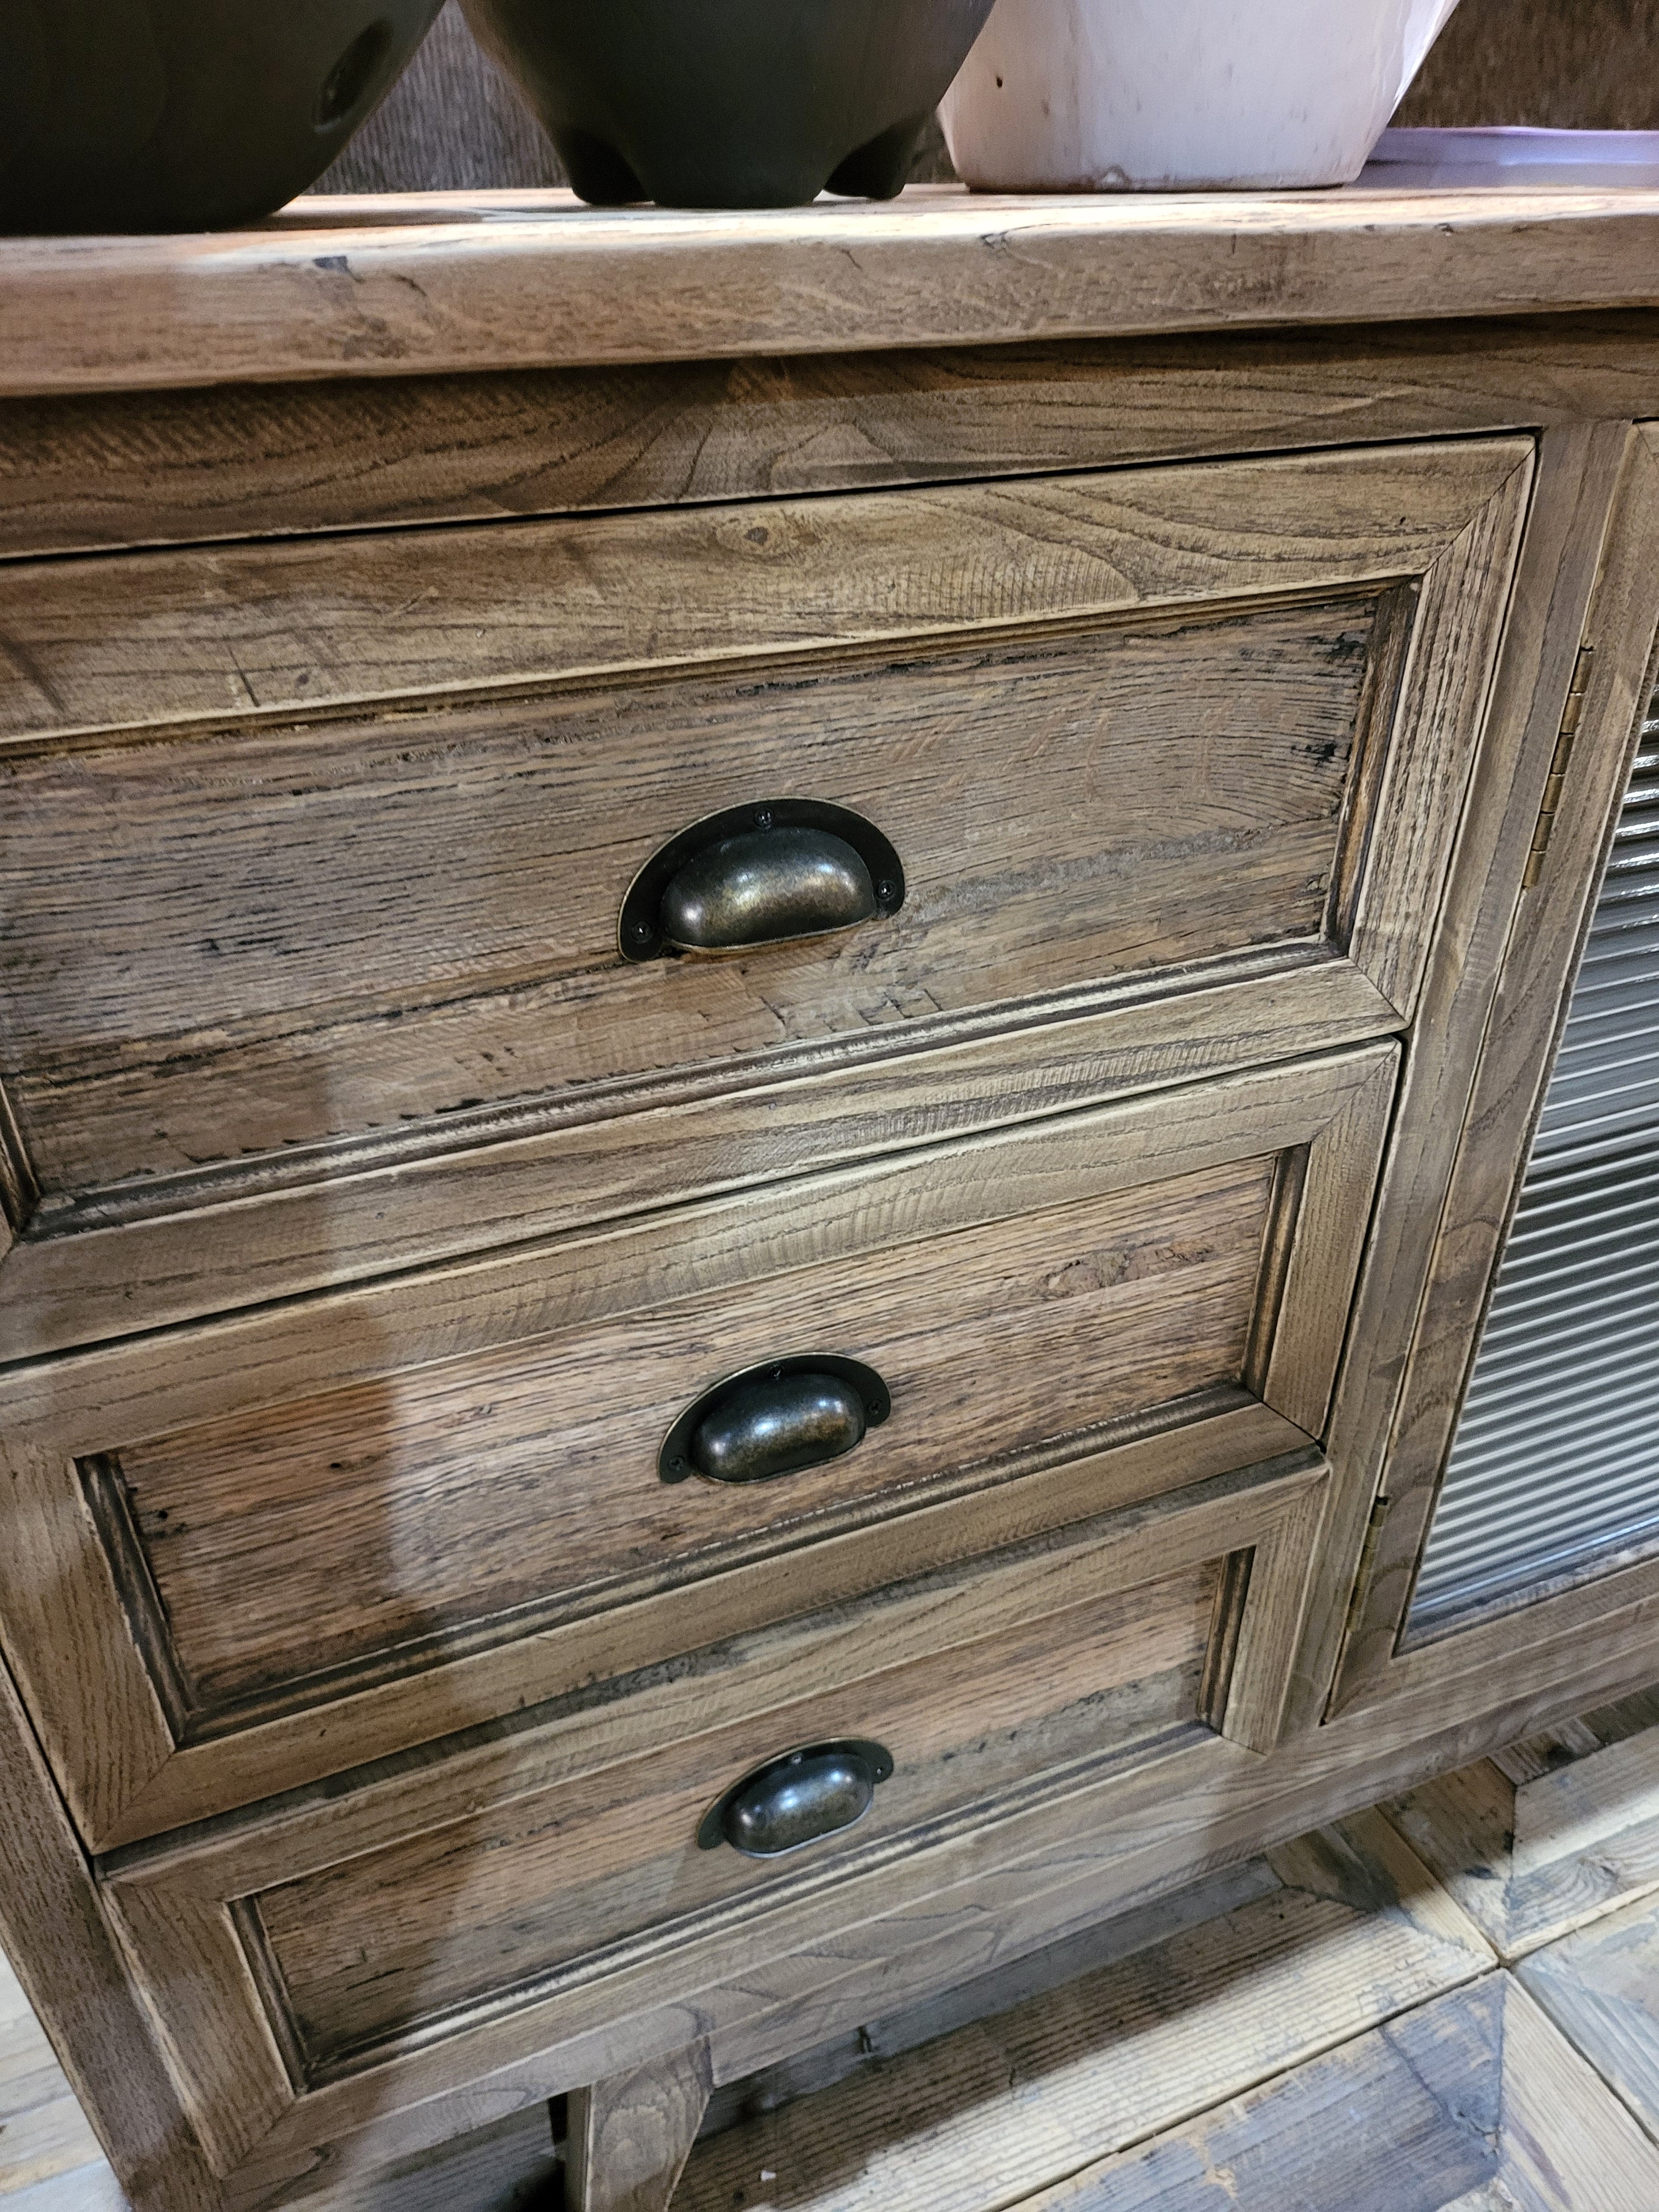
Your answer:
0,0 -> 445,234
461,0 -> 998,207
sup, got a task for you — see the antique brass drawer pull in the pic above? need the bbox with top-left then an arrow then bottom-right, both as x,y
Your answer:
698,1740 -> 895,1858
619,798 -> 905,961
659,1355 -> 890,1485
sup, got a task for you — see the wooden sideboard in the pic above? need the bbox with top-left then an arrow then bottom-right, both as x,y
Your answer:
4,180 -> 1659,2212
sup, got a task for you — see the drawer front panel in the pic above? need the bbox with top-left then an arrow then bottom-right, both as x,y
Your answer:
261,1559 -> 1222,2070
0,440 -> 1526,1243
11,597 -> 1368,1195
0,441 -> 1523,745
114,1154 -> 1274,1715
101,1454 -> 1326,2168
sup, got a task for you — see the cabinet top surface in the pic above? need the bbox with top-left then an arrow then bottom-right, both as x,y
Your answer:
6,170 -> 1659,399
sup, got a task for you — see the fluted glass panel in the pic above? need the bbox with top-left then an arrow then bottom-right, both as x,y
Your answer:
1411,690 -> 1659,1631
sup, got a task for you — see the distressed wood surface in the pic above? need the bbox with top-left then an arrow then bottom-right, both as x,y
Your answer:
0,957 -> 1396,1366
1499,1971 -> 1659,2207
1518,1887 -> 1659,2143
0,593 -> 1378,1188
0,319 -> 1655,568
0,1954 -> 105,2197
0,1656 -> 213,2212
257,1561 -> 1220,2068
9,184 -> 1659,399
1022,1975 -> 1659,2211
567,2043 -> 711,2212
96,1462 -> 1326,2163
1334,426 -> 1659,1707
1383,1687 -> 1659,1959
0,2032 -> 558,2212
117,1156 -> 1271,1718
215,1646 -> 1659,2207
0,445 -> 1509,743
0,440 -> 1523,1361
0,236 -> 1652,2212
1,1046 -> 1387,1849
1281,418 -> 1640,1733
675,1810 -> 1493,2212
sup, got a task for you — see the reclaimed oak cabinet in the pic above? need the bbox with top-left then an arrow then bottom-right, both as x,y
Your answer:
4,182 -> 1659,2211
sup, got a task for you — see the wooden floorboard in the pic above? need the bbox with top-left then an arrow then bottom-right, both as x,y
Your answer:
0,1954 -> 108,2200
1517,1886 -> 1659,2146
675,1811 -> 1495,2212
6,2167 -> 129,2211
1017,1975 -> 1659,2211
1379,1683 -> 1659,1957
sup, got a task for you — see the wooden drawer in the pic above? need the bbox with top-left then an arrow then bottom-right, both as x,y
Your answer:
98,1450 -> 1328,2180
0,439 -> 1526,1351
0,1045 -> 1394,1851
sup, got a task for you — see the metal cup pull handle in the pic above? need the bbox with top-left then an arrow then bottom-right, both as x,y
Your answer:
697,1740 -> 895,1857
619,799 -> 905,961
659,1355 -> 890,1485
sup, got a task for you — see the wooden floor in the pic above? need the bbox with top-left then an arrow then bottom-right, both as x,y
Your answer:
9,1688 -> 1659,2212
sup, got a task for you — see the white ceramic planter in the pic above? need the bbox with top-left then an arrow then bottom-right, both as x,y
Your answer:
940,0 -> 1464,191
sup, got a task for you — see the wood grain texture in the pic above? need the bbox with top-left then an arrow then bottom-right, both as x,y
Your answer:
0,441 -> 1521,1359
0,260 -> 1646,2212
675,1810 -> 1493,2212
0,1046 -> 1387,1848
0,957 -> 1396,1365
0,319 -> 1653,567
0,439 -> 1514,743
288,2105 -> 556,2212
116,1156 -> 1274,1717
1334,425 -> 1659,1705
97,1887 -> 291,2180
0,590 -> 1380,1191
1382,1687 -> 1659,1959
95,1460 -> 1326,2158
0,1952 -> 105,2195
213,1630 -> 1659,2206
108,1404 -> 1309,1858
0,1656 -> 215,2212
1499,1973 -> 1659,2208
0,1437 -> 177,1872
566,2043 -> 711,2212
1281,419 -> 1640,1734
1019,1975 -> 1659,2212
1518,1887 -> 1659,2143
0,2098 -> 557,2212
255,1560 -> 1220,2069
9,186 -> 1659,399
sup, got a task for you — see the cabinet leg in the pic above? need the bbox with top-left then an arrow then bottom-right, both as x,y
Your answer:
566,2039 -> 713,2211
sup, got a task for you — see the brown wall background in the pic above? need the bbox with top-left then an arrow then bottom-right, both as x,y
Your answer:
1398,0 -> 1659,128
317,0 -> 1659,198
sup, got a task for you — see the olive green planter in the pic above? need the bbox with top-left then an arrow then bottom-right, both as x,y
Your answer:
0,0 -> 444,234
462,0 -> 997,206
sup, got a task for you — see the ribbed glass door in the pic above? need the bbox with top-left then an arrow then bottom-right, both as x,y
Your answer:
1410,689 -> 1659,1632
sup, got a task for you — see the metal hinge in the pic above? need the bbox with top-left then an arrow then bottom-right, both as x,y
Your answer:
1523,642 -> 1595,890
